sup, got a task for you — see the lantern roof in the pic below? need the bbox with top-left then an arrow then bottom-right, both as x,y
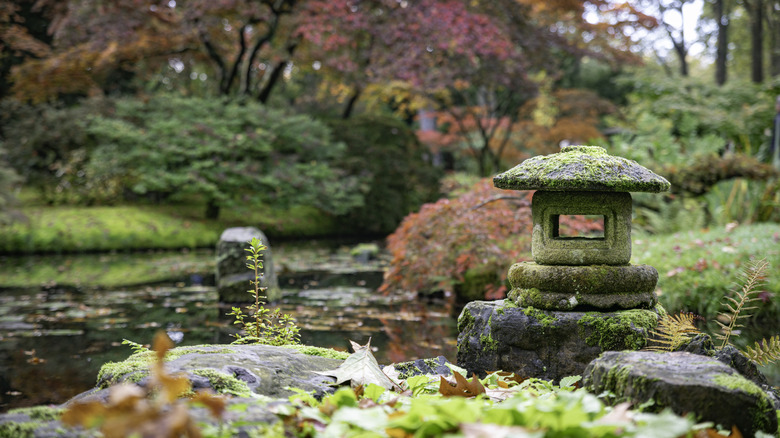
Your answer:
493,145 -> 670,192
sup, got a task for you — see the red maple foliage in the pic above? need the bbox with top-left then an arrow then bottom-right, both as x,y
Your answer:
380,178 -> 604,301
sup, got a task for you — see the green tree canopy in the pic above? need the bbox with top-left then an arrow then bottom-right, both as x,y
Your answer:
84,96 -> 366,219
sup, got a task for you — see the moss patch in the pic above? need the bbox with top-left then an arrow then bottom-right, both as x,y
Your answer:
97,346 -> 235,388
578,309 -> 658,351
282,344 -> 350,360
712,373 -> 775,433
522,306 -> 558,328
191,369 -> 254,398
393,358 -> 445,380
6,406 -> 63,421
493,145 -> 670,192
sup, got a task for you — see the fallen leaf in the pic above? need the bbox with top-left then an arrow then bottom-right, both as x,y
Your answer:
438,372 -> 485,397
316,339 -> 397,390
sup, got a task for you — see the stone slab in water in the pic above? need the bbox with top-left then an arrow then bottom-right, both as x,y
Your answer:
216,227 -> 280,302
583,351 -> 778,436
456,300 -> 658,382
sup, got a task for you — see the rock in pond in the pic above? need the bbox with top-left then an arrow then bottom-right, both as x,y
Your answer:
216,227 -> 280,302
583,350 -> 778,436
0,344 -> 349,437
457,299 -> 658,382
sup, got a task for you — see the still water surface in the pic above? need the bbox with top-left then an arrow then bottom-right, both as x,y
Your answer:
0,242 -> 457,411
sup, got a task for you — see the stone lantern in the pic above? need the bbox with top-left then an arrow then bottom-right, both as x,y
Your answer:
456,145 -> 671,382
493,145 -> 670,311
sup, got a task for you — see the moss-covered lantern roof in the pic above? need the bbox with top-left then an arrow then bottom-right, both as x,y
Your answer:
493,145 -> 671,192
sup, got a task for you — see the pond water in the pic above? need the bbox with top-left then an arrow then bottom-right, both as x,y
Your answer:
0,241 -> 457,412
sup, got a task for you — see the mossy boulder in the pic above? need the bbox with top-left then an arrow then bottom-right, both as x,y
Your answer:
72,344 -> 346,405
584,351 -> 778,436
456,300 -> 658,382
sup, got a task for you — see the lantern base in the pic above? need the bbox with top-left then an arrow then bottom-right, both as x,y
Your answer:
507,262 -> 658,311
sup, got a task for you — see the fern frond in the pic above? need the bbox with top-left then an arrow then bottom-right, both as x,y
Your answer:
741,336 -> 780,366
716,259 -> 769,349
645,312 -> 702,352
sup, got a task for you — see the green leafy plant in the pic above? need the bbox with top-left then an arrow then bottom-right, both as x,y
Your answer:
227,237 -> 300,346
647,258 -> 780,367
716,259 -> 769,349
121,339 -> 151,354
742,335 -> 780,366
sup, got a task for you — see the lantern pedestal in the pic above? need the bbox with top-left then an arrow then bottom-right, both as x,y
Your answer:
456,300 -> 659,382
506,262 -> 658,311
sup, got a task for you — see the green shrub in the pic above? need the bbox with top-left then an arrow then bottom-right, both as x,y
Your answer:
0,98 -> 113,204
327,115 -> 442,234
84,95 -> 366,219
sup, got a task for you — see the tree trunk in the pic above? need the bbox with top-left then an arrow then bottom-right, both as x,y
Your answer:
768,0 -> 780,77
256,41 -> 297,104
206,200 -> 220,220
715,0 -> 729,85
749,0 -> 764,83
341,87 -> 362,119
673,40 -> 689,76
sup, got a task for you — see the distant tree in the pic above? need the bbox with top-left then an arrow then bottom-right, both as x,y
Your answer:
0,144 -> 21,224
84,96 -> 366,219
741,0 -> 765,83
0,0 -> 53,99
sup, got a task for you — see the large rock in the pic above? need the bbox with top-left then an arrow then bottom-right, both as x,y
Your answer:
456,300 -> 658,382
216,227 -> 280,302
79,344 -> 346,401
1,344 -> 349,437
583,351 -> 778,436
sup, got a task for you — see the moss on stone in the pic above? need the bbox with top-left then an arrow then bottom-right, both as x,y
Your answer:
0,421 -> 42,438
521,306 -> 558,328
393,358 -> 445,380
190,369 -> 254,398
578,309 -> 658,351
494,145 -> 670,193
457,307 -> 476,334
6,406 -> 63,422
97,346 -> 235,388
602,364 -> 633,396
496,299 -> 518,315
479,332 -> 499,352
712,373 -> 775,433
281,344 -> 350,360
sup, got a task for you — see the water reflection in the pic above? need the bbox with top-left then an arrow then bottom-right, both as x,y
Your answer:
0,245 -> 457,412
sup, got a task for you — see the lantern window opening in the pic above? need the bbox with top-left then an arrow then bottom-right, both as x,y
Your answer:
552,214 -> 606,240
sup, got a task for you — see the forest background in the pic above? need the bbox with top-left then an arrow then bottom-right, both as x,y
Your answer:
1,0 -> 780,352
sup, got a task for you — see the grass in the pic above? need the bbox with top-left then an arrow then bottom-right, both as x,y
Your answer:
631,222 -> 780,332
0,201 -> 342,254
0,250 -> 215,288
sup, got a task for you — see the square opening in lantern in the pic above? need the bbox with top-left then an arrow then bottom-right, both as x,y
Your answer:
531,191 -> 632,265
552,215 -> 605,240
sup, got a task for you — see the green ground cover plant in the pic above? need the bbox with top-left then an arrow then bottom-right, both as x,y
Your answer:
0,250 -> 214,289
631,222 -> 780,323
0,201 -> 340,254
227,238 -> 300,346
56,333 -> 753,438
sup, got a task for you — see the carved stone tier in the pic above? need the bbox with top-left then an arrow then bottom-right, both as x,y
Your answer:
507,262 -> 658,311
